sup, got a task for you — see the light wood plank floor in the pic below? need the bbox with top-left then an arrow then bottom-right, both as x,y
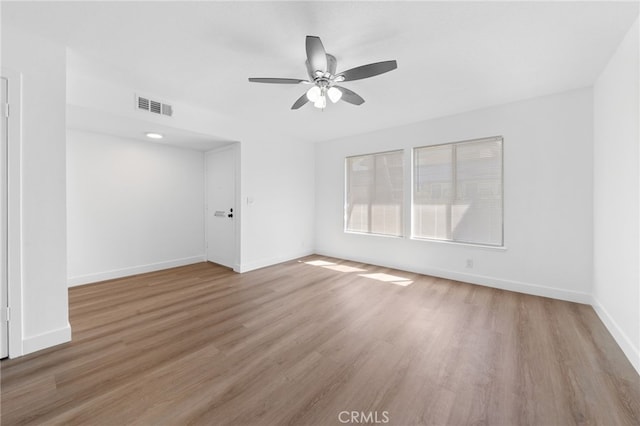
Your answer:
1,256 -> 639,425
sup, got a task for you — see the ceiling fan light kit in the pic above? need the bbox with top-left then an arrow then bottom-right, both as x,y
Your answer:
327,87 -> 343,103
248,35 -> 397,110
306,85 -> 342,108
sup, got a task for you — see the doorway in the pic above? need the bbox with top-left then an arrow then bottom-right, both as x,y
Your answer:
2,69 -> 23,359
1,77 -> 9,358
205,145 -> 239,270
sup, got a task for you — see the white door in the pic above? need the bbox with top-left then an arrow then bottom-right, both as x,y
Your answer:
206,146 -> 237,269
1,77 -> 9,358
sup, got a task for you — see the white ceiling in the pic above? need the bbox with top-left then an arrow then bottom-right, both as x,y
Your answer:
3,1 -> 639,144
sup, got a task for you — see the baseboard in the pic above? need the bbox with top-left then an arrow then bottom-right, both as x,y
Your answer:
22,323 -> 71,356
67,255 -> 206,287
238,249 -> 315,273
314,249 -> 592,304
592,296 -> 640,375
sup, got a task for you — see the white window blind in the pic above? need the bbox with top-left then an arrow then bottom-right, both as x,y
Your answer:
413,137 -> 503,246
345,151 -> 404,237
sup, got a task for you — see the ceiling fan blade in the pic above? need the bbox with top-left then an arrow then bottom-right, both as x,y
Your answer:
305,60 -> 316,80
248,78 -> 307,84
306,36 -> 327,73
326,54 -> 337,76
291,93 -> 309,110
335,86 -> 365,105
338,60 -> 397,82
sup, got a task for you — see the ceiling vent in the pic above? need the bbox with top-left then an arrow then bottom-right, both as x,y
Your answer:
136,95 -> 173,117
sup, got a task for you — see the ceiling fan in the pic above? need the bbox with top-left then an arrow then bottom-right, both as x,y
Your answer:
248,36 -> 398,110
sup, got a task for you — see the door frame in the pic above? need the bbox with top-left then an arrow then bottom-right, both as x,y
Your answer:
204,143 -> 241,272
2,68 -> 24,358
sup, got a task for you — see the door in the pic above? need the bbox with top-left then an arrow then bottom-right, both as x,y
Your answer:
206,146 -> 237,269
1,77 -> 9,358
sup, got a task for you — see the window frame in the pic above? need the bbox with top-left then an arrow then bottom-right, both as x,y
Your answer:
344,149 -> 405,238
411,136 -> 504,247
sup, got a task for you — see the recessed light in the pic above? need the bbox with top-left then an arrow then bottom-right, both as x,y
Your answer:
145,132 -> 164,139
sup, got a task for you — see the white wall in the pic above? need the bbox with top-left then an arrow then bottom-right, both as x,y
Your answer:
593,17 -> 639,373
239,136 -> 315,272
1,25 -> 70,355
316,88 -> 594,303
67,130 -> 206,286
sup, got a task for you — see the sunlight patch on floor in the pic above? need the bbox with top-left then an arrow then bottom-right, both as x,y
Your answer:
304,260 -> 336,266
358,273 -> 414,287
322,264 -> 367,273
303,260 -> 368,273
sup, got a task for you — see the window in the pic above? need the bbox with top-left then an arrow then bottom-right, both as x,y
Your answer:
413,137 -> 503,246
345,150 -> 404,237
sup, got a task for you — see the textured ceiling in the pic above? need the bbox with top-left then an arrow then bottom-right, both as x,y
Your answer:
3,1 -> 639,143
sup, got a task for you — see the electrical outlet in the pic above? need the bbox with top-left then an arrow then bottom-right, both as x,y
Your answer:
466,259 -> 474,268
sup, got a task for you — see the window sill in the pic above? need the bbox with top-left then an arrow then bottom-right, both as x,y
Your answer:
344,231 -> 404,239
410,237 -> 507,251
343,231 -> 507,250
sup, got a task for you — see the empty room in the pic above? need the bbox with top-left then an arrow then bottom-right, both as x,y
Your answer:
1,1 -> 639,425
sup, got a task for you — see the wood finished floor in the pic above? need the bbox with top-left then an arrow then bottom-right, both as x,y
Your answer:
1,256 -> 639,426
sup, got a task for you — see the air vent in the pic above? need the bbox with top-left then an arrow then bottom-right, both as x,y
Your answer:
135,95 -> 173,117
138,97 -> 149,110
